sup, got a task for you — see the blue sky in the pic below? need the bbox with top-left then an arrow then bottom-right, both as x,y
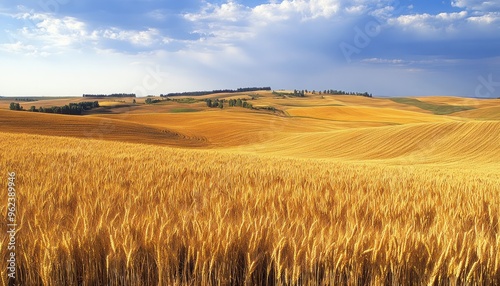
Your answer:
0,0 -> 499,97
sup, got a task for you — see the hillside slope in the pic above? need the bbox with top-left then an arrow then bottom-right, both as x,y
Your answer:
0,109 -> 207,147
254,121 -> 500,167
1,131 -> 499,285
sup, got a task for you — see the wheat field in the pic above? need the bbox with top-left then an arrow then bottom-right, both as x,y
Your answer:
0,94 -> 499,285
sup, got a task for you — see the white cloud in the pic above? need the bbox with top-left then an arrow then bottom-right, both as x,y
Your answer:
98,28 -> 162,46
391,11 -> 468,26
467,12 -> 500,24
147,9 -> 168,21
362,58 -> 406,65
345,5 -> 368,15
2,11 -> 171,56
361,58 -> 462,66
388,11 -> 469,35
12,13 -> 88,48
186,0 -> 345,25
452,0 -> 500,11
183,0 -> 350,48
0,41 -> 49,57
251,0 -> 342,21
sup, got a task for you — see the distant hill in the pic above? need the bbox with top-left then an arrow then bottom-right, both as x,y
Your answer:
83,93 -> 136,98
161,87 -> 271,97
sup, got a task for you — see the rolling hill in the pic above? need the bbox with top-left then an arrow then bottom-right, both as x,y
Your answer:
1,93 -> 499,285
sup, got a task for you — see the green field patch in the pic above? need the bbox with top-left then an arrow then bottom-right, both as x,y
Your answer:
171,98 -> 199,104
280,103 -> 344,107
169,108 -> 200,113
391,97 -> 475,115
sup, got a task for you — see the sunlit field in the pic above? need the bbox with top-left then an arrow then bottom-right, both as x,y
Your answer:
1,93 -> 499,285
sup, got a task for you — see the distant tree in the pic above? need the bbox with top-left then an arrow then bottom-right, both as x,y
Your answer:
29,106 -> 37,112
163,87 -> 271,97
133,99 -> 136,104
61,105 -> 70,114
9,103 -> 21,111
67,104 -> 81,114
83,93 -> 135,98
52,106 -> 61,114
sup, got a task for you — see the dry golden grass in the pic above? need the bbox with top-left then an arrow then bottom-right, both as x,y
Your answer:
1,94 -> 499,285
415,96 -> 500,108
1,132 -> 499,285
286,105 -> 457,124
453,106 -> 500,120
254,121 -> 500,165
97,101 -> 132,107
0,97 -> 131,109
92,109 -> 347,147
0,110 -> 207,147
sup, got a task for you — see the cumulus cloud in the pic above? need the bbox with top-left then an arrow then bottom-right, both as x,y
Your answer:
185,0 -> 350,26
451,0 -> 500,11
97,28 -> 163,46
184,1 -> 250,22
388,11 -> 468,33
0,41 -> 49,57
12,13 -> 88,48
467,12 -> 500,24
2,11 -> 175,55
251,0 -> 342,20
